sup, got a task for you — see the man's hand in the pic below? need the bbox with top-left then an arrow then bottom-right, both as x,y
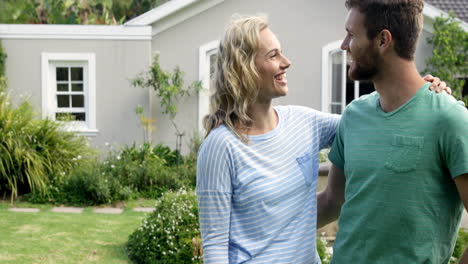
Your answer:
424,74 -> 452,94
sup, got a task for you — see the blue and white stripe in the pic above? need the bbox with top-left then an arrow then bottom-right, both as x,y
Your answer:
197,105 -> 340,264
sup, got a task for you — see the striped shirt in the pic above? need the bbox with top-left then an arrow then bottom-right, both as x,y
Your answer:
197,105 -> 340,263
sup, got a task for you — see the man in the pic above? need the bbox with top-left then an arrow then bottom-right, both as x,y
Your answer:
317,0 -> 468,263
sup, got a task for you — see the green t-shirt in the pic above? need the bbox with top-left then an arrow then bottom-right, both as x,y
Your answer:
329,83 -> 468,264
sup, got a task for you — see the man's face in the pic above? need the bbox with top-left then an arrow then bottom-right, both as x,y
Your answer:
341,8 -> 379,81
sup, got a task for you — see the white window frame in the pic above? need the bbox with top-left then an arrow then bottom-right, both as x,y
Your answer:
198,40 -> 219,133
41,52 -> 98,137
321,40 -> 360,114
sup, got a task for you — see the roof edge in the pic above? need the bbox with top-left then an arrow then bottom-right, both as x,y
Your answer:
423,2 -> 468,32
125,0 -> 199,26
0,24 -> 152,40
124,0 -> 224,28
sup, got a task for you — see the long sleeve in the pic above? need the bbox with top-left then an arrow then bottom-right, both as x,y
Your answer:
196,132 -> 233,263
316,111 -> 341,150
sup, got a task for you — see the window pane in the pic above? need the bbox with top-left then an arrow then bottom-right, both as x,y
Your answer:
71,67 -> 83,81
57,83 -> 68,92
209,54 -> 217,79
57,95 -> 70,108
331,104 -> 342,114
71,95 -> 84,107
331,51 -> 343,103
56,113 -> 74,121
55,112 -> 86,121
72,112 -> 86,121
72,83 -> 83,92
358,80 -> 375,96
56,67 -> 68,81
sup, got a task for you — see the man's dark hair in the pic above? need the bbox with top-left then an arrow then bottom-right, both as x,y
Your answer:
345,0 -> 424,60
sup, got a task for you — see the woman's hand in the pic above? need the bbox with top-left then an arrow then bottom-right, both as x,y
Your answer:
424,74 -> 452,94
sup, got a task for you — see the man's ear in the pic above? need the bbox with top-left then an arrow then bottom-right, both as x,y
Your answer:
376,29 -> 393,52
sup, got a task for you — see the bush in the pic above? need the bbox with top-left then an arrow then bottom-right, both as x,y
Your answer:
126,189 -> 202,264
26,143 -> 197,206
152,144 -> 182,166
451,228 -> 468,263
102,143 -> 196,198
317,237 -> 331,264
27,160 -> 132,205
58,162 -> 131,205
0,92 -> 92,201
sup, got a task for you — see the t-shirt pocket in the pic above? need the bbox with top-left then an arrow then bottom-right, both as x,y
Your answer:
384,135 -> 424,173
296,153 -> 318,186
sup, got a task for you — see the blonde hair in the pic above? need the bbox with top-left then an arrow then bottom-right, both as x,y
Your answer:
203,14 -> 269,142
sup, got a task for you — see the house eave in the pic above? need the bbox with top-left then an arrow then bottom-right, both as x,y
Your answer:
0,24 -> 152,40
423,3 -> 468,33
125,0 -> 199,26
125,0 -> 224,36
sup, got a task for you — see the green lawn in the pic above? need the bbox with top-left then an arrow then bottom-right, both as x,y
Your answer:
0,201 -> 154,264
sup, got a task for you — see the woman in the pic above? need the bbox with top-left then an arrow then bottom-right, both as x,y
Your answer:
196,14 -> 448,264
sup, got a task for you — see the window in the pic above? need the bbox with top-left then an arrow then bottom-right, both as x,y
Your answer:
198,40 -> 219,133
41,53 -> 97,136
321,41 -> 374,114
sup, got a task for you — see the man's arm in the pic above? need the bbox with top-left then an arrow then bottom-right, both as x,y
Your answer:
317,164 -> 346,228
455,174 -> 468,264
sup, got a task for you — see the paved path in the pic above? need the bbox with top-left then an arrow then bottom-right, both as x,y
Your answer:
6,206 -> 467,229
7,206 -> 155,214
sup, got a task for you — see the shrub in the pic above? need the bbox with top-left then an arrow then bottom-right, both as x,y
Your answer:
26,142 -> 197,205
451,228 -> 468,263
102,143 -> 196,198
27,160 -> 132,206
126,189 -> 202,264
317,237 -> 331,264
152,144 -> 182,167
59,162 -> 131,205
0,92 -> 92,201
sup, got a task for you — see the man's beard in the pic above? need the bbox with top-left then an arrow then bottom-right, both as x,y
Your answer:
348,47 -> 379,81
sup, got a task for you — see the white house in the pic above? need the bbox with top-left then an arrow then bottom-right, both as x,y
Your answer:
1,0 -> 466,153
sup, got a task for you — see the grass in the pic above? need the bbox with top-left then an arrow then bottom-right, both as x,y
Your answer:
0,200 -> 157,264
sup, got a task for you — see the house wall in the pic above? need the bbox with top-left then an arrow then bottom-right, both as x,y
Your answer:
3,38 -> 152,149
415,29 -> 434,73
150,0 -> 349,153
149,0 -> 442,154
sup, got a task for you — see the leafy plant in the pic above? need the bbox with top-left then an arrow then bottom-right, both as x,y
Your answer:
126,189 -> 202,264
131,54 -> 202,154
423,12 -> 468,105
152,144 -> 181,167
450,228 -> 468,264
135,105 -> 155,143
101,143 -> 193,198
317,237 -> 331,264
0,0 -> 171,25
0,92 -> 92,202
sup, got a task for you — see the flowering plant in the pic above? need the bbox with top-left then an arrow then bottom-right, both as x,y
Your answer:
127,189 -> 202,263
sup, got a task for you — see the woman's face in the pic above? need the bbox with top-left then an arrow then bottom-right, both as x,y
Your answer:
254,27 -> 291,103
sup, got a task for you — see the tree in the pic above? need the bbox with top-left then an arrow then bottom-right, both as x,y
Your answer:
0,0 -> 171,25
423,13 -> 468,105
131,54 -> 202,155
